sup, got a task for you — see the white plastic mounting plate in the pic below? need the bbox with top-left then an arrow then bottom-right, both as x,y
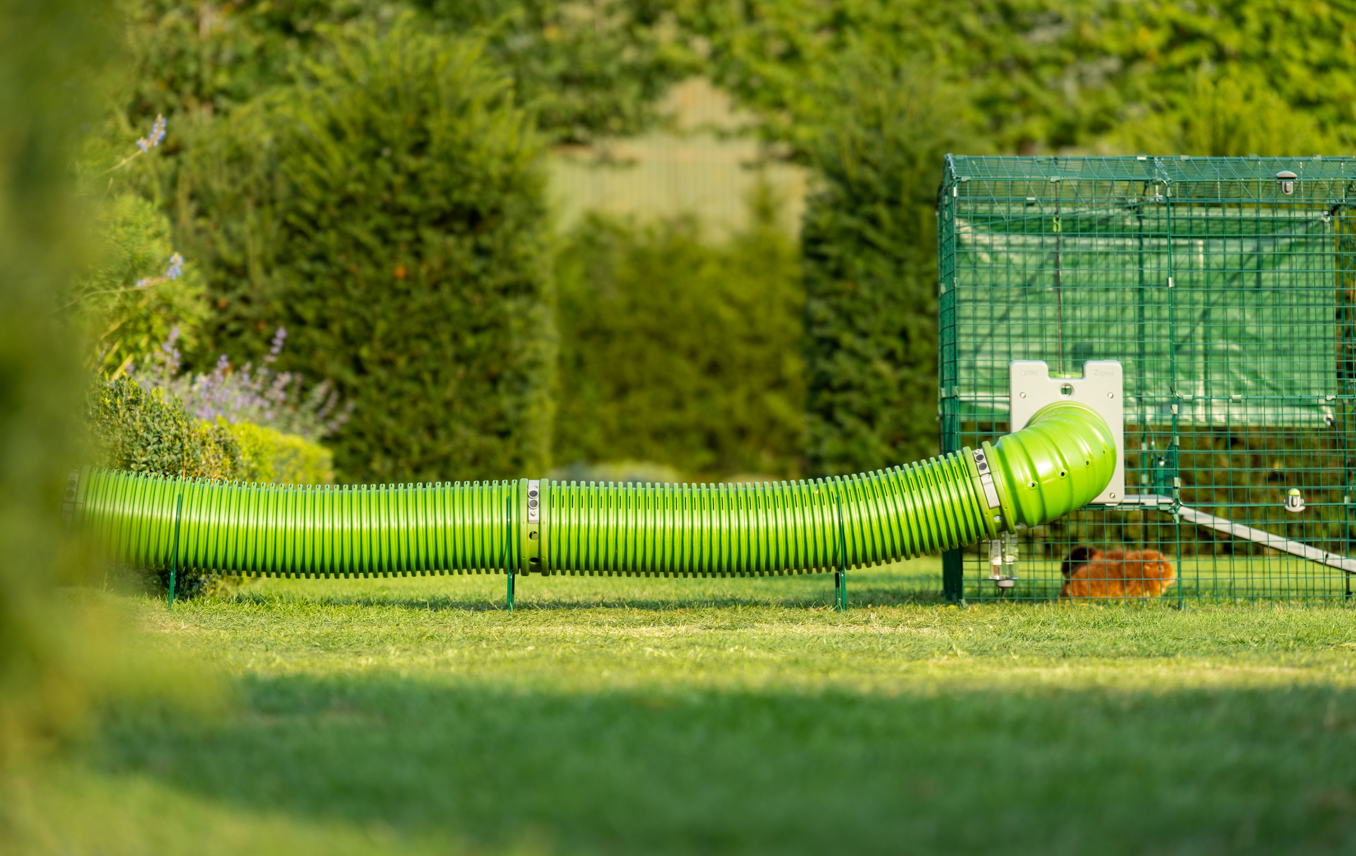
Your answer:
1010,360 -> 1125,506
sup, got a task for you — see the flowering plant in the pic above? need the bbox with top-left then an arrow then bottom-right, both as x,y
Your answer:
136,326 -> 352,443
68,111 -> 207,375
134,252 -> 182,289
135,114 -> 167,153
100,113 -> 167,175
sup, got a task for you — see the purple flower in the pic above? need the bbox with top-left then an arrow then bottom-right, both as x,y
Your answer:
132,252 -> 184,290
135,115 -> 167,153
131,326 -> 351,441
266,326 -> 287,363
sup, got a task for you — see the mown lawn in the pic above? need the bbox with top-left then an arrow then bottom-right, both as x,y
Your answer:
7,560 -> 1356,855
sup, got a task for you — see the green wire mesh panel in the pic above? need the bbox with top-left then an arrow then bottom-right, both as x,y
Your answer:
938,155 -> 1356,604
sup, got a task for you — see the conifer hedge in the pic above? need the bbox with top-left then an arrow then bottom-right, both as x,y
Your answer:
169,20 -> 554,482
801,67 -> 970,476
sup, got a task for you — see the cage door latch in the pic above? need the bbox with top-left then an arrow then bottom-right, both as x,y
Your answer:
1277,170 -> 1298,196
1285,488 -> 1306,513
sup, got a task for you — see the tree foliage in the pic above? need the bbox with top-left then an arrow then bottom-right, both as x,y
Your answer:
554,186 -> 803,480
801,63 -> 974,476
119,0 -> 693,144
671,0 -> 1356,155
168,19 -> 555,483
416,1 -> 694,143
1112,68 -> 1338,157
122,1 -> 1356,156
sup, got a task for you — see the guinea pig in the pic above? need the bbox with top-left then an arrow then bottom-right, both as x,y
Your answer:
1059,546 -> 1175,599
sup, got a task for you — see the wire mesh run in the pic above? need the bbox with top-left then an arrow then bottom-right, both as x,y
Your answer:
937,155 -> 1356,604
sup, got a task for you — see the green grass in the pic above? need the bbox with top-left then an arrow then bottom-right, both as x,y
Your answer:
8,559 -> 1356,855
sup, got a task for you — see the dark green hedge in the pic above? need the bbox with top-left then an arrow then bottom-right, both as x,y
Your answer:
554,188 -> 803,480
168,20 -> 554,483
801,65 -> 971,476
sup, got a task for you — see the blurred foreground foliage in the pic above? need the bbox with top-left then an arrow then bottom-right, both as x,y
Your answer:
166,19 -> 554,483
0,0 -> 108,754
555,185 -> 803,480
0,0 -> 215,760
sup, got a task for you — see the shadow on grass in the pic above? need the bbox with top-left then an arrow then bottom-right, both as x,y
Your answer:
86,674 -> 1356,856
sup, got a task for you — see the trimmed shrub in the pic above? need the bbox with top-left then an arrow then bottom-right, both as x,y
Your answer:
801,64 -> 971,476
167,19 -> 554,483
88,375 -> 241,481
223,420 -> 334,485
87,376 -> 333,598
88,376 -> 334,485
553,186 -> 803,480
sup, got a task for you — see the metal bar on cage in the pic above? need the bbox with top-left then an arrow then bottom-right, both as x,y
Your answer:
1122,494 -> 1356,574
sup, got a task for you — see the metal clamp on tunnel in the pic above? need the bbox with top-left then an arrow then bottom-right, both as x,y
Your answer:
971,448 -> 1001,510
962,444 -> 1015,540
521,478 -> 545,574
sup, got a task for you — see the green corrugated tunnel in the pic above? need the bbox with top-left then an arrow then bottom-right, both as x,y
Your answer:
72,402 -> 1115,579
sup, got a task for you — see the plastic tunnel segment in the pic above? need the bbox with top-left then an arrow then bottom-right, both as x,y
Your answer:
72,402 -> 1114,580
985,401 -> 1117,529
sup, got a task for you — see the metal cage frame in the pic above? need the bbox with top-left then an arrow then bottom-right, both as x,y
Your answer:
938,155 -> 1356,604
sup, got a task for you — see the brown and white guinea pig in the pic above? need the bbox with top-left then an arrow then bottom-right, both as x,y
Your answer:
1059,546 -> 1175,599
